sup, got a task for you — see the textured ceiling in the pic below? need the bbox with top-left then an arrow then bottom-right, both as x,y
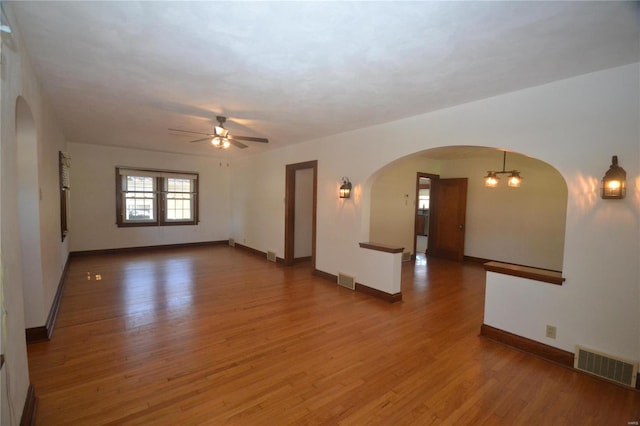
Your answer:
7,1 -> 640,157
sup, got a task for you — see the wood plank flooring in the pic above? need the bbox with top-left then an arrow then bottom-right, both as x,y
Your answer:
28,246 -> 640,425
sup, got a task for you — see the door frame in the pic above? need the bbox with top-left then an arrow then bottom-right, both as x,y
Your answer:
284,160 -> 318,267
414,172 -> 440,257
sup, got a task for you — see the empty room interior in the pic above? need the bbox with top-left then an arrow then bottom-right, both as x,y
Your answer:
1,1 -> 639,424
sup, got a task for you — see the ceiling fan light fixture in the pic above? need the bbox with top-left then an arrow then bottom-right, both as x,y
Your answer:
215,125 -> 228,138
211,136 -> 231,149
169,115 -> 268,150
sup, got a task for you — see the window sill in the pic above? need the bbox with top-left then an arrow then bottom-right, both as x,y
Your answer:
116,221 -> 197,228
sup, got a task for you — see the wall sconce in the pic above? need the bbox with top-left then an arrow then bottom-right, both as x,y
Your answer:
484,151 -> 523,188
339,177 -> 352,199
601,155 -> 626,199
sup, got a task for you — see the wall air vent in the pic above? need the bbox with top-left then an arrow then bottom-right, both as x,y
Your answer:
402,252 -> 412,262
337,273 -> 355,290
267,251 -> 277,262
228,238 -> 235,247
574,345 -> 638,388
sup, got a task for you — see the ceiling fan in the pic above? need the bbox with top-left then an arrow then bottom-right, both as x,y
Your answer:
169,116 -> 269,149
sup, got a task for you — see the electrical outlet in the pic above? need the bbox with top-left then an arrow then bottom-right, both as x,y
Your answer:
546,325 -> 557,339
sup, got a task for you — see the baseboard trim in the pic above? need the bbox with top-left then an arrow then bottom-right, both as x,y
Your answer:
44,257 -> 70,339
312,269 -> 337,283
234,243 -> 284,264
294,256 -> 312,263
25,327 -> 48,343
26,257 -> 71,344
480,324 -> 574,367
481,325 -> 640,391
70,240 -> 228,257
355,283 -> 402,303
464,255 -> 492,264
312,269 -> 402,303
20,384 -> 37,426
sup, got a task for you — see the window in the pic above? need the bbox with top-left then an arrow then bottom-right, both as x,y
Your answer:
116,168 -> 198,227
418,189 -> 430,209
165,178 -> 193,221
59,151 -> 71,241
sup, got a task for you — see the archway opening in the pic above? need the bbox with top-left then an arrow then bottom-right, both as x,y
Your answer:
368,146 -> 568,271
16,96 -> 45,329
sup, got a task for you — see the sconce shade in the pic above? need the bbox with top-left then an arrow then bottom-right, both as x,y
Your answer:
211,136 -> 231,149
484,171 -> 499,188
215,125 -> 229,138
507,172 -> 522,188
601,155 -> 626,199
339,178 -> 352,199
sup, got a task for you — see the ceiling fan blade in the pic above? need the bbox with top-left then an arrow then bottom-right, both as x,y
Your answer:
189,137 -> 210,143
169,128 -> 213,137
231,135 -> 269,143
230,139 -> 248,149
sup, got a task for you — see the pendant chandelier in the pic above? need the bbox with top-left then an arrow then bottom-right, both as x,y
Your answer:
484,151 -> 522,188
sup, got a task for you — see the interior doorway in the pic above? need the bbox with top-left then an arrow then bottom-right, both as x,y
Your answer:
414,172 -> 438,258
16,96 -> 46,330
284,160 -> 317,267
372,146 -> 565,269
415,176 -> 430,255
293,168 -> 313,262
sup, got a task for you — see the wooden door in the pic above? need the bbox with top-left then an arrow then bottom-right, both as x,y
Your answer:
428,178 -> 467,262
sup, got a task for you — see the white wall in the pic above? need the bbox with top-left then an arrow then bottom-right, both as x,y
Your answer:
231,64 -> 640,363
294,168 -> 313,258
369,155 -> 439,253
68,143 -> 231,252
1,4 -> 70,423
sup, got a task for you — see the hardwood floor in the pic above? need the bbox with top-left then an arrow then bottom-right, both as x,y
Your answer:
28,246 -> 640,425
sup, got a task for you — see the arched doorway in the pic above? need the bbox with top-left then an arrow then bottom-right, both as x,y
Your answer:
16,96 -> 46,331
369,146 -> 568,271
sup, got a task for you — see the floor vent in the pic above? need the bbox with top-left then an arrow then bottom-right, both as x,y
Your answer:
402,252 -> 412,262
267,251 -> 277,262
574,345 -> 638,388
228,238 -> 235,247
337,273 -> 355,290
